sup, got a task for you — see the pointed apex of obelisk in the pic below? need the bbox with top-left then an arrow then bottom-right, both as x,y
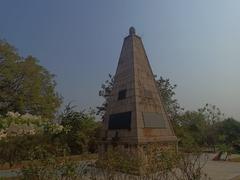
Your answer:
129,26 -> 136,35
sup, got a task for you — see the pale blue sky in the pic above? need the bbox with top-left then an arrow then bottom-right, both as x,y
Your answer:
0,0 -> 239,119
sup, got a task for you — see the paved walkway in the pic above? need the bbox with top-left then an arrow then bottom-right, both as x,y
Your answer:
203,154 -> 240,180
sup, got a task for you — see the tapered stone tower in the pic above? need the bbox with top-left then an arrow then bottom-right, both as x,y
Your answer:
100,27 -> 177,153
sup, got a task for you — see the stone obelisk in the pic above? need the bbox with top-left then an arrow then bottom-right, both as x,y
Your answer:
100,27 -> 177,153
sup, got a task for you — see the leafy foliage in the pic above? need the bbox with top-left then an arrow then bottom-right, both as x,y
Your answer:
216,118 -> 240,145
0,112 -> 69,167
0,134 -> 68,167
20,153 -> 89,180
97,74 -> 114,118
0,39 -> 62,119
60,104 -> 101,154
155,76 -> 183,120
177,111 -> 207,147
177,104 -> 223,149
0,112 -> 46,134
177,104 -> 240,153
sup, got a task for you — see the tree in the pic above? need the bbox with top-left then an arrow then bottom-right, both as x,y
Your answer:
155,76 -> 183,120
198,104 -> 224,125
97,74 -> 114,118
199,104 -> 224,151
177,104 -> 225,150
217,118 -> 240,146
60,104 -> 100,154
177,111 -> 207,146
0,39 -> 62,118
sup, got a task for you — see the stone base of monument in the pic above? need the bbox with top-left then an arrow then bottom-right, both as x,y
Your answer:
97,141 -> 178,175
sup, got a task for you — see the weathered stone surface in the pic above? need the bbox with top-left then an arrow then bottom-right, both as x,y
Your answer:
100,27 -> 177,145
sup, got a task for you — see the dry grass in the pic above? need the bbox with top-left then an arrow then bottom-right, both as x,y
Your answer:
0,153 -> 97,171
229,157 -> 240,162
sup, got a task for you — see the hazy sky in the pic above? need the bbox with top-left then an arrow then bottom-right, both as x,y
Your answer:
0,0 -> 239,119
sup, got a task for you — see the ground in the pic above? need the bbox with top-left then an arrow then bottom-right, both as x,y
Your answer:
0,153 -> 239,179
203,154 -> 240,180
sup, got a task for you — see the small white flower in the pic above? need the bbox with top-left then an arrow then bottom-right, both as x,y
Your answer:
6,111 -> 20,118
21,113 -> 41,120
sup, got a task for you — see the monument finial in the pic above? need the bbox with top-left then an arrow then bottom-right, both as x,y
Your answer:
129,26 -> 136,35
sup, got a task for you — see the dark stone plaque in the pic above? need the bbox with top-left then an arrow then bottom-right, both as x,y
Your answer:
109,111 -> 131,130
